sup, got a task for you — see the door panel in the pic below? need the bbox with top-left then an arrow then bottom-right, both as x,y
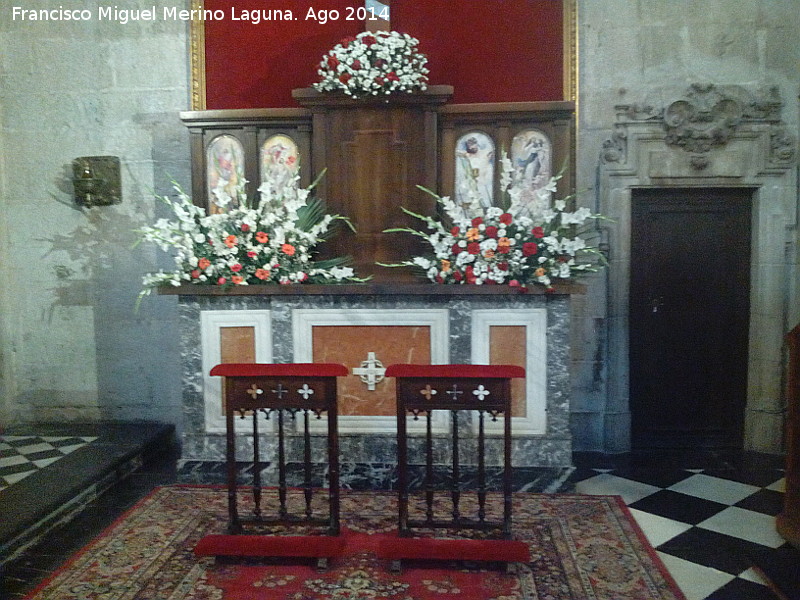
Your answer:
629,188 -> 751,449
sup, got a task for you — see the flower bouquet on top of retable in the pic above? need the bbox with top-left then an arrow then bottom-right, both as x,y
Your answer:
313,30 -> 429,98
381,153 -> 606,290
136,171 -> 367,301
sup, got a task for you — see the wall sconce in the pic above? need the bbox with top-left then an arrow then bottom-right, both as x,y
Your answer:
72,156 -> 121,207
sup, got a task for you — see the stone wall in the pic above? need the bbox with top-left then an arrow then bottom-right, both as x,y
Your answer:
0,0 -> 188,428
572,0 -> 800,452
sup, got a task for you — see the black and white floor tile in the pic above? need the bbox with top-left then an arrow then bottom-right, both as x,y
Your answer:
569,452 -> 793,600
0,436 -> 97,491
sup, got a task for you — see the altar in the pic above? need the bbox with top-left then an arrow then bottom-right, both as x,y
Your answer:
169,28 -> 581,485
166,283 -> 579,485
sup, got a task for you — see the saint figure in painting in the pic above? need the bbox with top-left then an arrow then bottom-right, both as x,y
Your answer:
455,133 -> 495,211
206,135 -> 245,214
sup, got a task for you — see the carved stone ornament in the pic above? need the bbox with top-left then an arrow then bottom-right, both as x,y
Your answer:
601,126 -> 627,164
663,84 -> 744,153
601,83 -> 796,164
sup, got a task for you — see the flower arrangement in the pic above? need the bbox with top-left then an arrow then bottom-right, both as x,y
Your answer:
383,153 -> 605,289
313,30 -> 429,98
137,172 -> 365,299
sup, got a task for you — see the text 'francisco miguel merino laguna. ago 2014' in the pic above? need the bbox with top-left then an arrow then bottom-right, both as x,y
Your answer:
11,5 -> 389,26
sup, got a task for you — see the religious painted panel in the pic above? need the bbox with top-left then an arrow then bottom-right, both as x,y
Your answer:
454,131 -> 496,211
205,134 -> 245,214
510,129 -> 554,217
260,134 -> 300,193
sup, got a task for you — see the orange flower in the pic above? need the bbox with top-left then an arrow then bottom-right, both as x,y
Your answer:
198,257 -> 211,270
498,237 -> 511,247
255,231 -> 269,243
440,259 -> 451,272
483,249 -> 495,259
466,227 -> 480,241
255,268 -> 270,280
231,275 -> 244,284
224,235 -> 237,248
281,243 -> 296,256
535,267 -> 546,277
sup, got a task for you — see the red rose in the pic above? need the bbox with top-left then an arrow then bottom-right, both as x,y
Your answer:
339,73 -> 352,84
523,242 -> 538,256
190,269 -> 200,279
451,243 -> 463,255
532,226 -> 545,238
240,223 -> 250,232
450,226 -> 460,236
467,242 -> 481,255
340,36 -> 356,48
387,71 -> 400,82
471,217 -> 484,227
509,280 -> 521,287
453,271 -> 463,282
375,76 -> 385,85
362,35 -> 377,46
351,59 -> 362,70
497,262 -> 509,271
499,213 -> 513,225
327,54 -> 339,69
231,263 -> 243,272
498,245 -> 511,254
435,276 -> 444,284
217,277 -> 227,285
485,226 -> 498,238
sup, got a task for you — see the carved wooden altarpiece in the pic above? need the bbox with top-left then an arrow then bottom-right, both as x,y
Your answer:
180,94 -> 574,281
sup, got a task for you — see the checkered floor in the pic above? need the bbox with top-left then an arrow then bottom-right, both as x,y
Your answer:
569,453 -> 791,600
0,436 -> 97,492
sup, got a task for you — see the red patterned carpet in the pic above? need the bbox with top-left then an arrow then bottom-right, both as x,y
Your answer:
23,486 -> 686,599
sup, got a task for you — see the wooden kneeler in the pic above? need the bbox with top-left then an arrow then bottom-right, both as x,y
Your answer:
383,363 -> 528,572
195,363 -> 347,570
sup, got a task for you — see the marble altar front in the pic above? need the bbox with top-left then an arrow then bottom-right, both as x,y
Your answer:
167,284 -> 578,488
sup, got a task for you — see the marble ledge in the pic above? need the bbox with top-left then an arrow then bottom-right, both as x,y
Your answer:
157,282 -> 586,297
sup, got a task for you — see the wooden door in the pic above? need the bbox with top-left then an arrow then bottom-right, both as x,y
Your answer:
629,188 -> 752,449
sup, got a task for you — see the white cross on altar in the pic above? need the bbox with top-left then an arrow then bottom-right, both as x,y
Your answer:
353,352 -> 386,391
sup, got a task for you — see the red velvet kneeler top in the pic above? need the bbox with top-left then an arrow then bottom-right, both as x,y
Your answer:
376,537 -> 530,564
209,363 -> 349,378
385,364 -> 525,380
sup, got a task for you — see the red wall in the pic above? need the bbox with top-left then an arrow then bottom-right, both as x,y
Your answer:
204,0 -> 362,109
391,0 -> 564,104
204,0 -> 564,109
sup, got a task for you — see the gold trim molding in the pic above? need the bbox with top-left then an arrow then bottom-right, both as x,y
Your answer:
189,0 -> 206,110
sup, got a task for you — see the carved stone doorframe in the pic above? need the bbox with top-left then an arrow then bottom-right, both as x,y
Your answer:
599,83 -> 797,453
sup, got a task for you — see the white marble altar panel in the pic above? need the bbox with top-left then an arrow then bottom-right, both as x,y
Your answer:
292,308 -> 449,434
200,310 -> 272,433
471,308 -> 547,435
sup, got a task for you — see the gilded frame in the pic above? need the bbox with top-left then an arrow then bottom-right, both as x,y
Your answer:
188,0 -> 578,110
